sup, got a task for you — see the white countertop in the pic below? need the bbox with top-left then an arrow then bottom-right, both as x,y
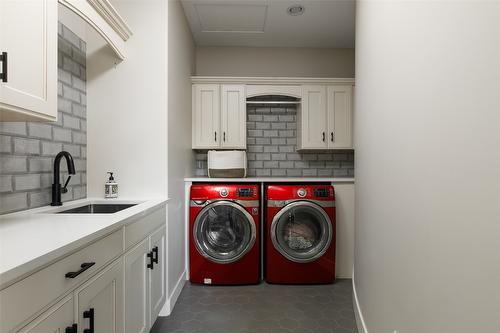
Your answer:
184,177 -> 355,183
0,197 -> 168,289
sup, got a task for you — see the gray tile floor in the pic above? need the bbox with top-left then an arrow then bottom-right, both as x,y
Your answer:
151,279 -> 357,333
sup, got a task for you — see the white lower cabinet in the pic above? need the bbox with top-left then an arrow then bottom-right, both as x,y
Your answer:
124,225 -> 166,333
149,226 -> 166,327
74,259 -> 124,333
17,295 -> 74,333
2,205 -> 167,333
124,239 -> 150,333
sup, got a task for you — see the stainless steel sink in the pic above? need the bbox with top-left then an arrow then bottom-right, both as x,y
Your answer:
57,203 -> 137,214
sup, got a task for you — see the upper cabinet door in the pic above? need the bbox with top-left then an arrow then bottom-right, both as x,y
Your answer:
0,0 -> 57,121
221,85 -> 246,149
192,84 -> 220,149
300,85 -> 328,149
327,85 -> 353,149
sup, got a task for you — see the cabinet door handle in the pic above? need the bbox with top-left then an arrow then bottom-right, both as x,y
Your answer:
83,308 -> 94,333
331,132 -> 334,142
214,131 -> 217,142
152,246 -> 159,264
322,132 -> 325,142
0,52 -> 7,83
147,251 -> 154,269
65,262 -> 95,278
223,132 -> 226,142
65,324 -> 77,333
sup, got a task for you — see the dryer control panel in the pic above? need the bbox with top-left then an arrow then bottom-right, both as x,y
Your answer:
267,185 -> 335,201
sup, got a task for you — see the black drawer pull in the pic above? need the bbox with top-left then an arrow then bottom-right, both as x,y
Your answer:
147,251 -> 154,269
152,246 -> 159,264
83,308 -> 94,333
0,52 -> 7,83
65,324 -> 77,333
65,262 -> 95,278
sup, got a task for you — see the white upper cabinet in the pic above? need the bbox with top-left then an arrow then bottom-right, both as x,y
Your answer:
0,0 -> 58,122
59,0 -> 132,60
221,85 -> 246,149
298,84 -> 353,150
299,85 -> 329,149
191,77 -> 354,151
192,84 -> 246,149
192,84 -> 220,149
0,0 -> 132,122
327,85 -> 353,149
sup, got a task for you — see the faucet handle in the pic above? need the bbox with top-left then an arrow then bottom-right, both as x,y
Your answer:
62,176 -> 72,193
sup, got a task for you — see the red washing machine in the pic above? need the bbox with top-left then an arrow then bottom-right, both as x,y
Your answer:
265,184 -> 336,284
189,184 -> 260,285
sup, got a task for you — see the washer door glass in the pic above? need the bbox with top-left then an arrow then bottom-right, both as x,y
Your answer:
271,201 -> 332,263
194,201 -> 256,264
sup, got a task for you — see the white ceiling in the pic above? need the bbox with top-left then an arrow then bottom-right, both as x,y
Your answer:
180,0 -> 355,48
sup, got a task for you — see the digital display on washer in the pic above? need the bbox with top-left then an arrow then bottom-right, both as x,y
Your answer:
314,188 -> 329,198
237,188 -> 254,197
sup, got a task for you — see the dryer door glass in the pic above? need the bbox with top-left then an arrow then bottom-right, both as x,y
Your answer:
271,201 -> 332,263
194,201 -> 257,264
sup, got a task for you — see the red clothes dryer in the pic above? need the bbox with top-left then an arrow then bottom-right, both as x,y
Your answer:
189,184 -> 260,285
265,184 -> 336,284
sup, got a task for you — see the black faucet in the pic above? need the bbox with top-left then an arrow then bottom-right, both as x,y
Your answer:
51,151 -> 76,206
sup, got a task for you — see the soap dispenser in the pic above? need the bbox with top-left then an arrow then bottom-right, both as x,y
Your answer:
104,172 -> 118,198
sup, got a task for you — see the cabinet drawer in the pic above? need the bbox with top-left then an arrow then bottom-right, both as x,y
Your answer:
0,229 -> 123,333
124,207 -> 165,250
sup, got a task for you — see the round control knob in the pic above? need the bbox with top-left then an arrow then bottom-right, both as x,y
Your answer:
297,188 -> 307,197
220,188 -> 228,197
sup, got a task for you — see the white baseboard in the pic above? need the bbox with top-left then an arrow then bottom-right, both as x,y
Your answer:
352,273 -> 369,333
159,271 -> 186,316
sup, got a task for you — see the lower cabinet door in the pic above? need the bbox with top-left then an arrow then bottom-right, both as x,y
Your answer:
18,295 -> 74,333
124,238 -> 150,333
74,259 -> 124,333
149,226 -> 166,327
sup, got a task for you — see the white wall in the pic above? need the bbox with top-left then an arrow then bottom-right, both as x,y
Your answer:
196,46 -> 354,77
87,0 -> 168,198
354,2 -> 500,332
166,0 -> 195,309
333,183 -> 355,278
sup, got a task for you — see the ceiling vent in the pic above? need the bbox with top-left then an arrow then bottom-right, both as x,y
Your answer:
287,4 -> 305,16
